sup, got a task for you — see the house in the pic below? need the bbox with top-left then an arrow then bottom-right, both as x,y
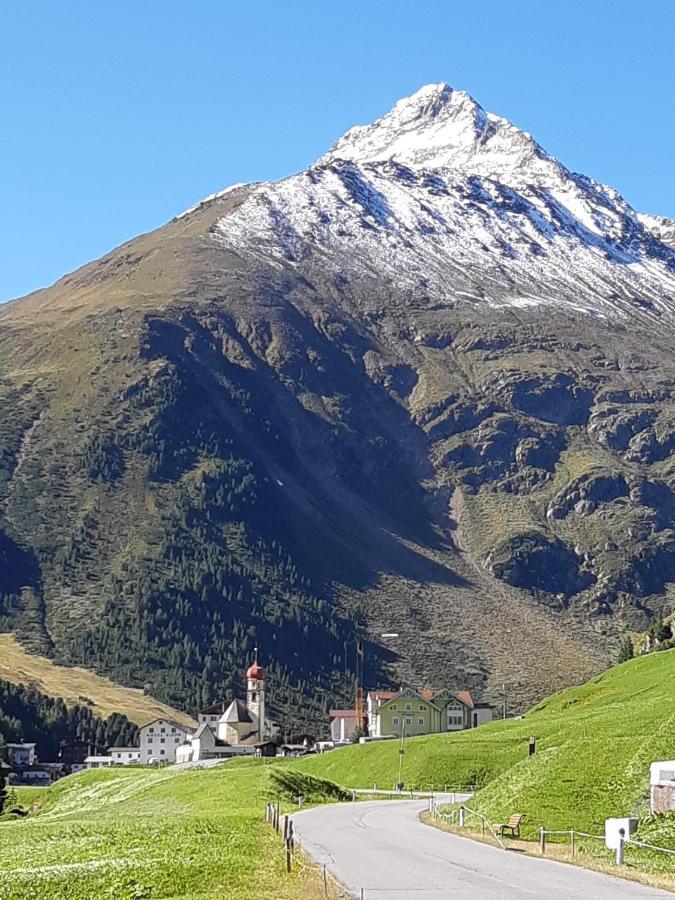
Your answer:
329,710 -> 359,743
366,688 -> 492,738
108,747 -> 142,765
650,760 -> 675,813
5,743 -> 37,767
84,755 -> 116,769
139,718 -> 193,764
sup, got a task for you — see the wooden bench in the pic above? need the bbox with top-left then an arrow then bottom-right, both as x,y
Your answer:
492,813 -> 524,838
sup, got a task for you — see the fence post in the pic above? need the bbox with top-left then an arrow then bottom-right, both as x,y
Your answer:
539,827 -> 546,855
570,829 -> 575,857
286,840 -> 292,873
616,829 -> 625,866
323,863 -> 328,896
283,814 -> 289,843
459,806 -> 465,828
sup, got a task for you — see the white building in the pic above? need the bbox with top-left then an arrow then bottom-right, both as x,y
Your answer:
108,747 -> 142,765
139,718 -> 193,764
84,755 -> 115,769
650,760 -> 675,813
328,709 -> 359,743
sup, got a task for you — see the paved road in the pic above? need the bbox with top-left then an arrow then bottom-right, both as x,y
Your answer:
293,800 -> 672,899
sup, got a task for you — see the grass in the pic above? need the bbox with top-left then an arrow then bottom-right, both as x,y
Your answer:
0,760 -> 336,899
296,648 -> 675,838
0,633 -> 195,728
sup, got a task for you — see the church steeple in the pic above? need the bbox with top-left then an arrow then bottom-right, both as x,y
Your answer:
246,648 -> 266,740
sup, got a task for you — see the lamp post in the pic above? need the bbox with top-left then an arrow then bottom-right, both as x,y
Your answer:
396,717 -> 406,792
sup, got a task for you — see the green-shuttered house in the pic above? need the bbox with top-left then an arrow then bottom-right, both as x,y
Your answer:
366,688 -> 492,738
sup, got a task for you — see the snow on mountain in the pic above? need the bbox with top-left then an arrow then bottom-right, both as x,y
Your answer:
204,83 -> 675,326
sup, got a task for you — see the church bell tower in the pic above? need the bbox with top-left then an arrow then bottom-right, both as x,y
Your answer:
246,648 -> 266,740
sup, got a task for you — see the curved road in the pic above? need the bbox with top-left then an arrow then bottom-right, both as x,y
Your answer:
293,800 -> 672,898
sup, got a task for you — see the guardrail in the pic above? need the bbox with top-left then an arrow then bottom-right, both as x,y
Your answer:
538,825 -> 675,866
429,799 -> 505,849
352,787 -> 474,802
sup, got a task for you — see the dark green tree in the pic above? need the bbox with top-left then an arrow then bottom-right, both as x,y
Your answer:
617,636 -> 634,664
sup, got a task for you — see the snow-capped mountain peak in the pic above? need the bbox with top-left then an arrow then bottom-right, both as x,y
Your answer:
206,83 -> 675,328
320,82 -> 552,185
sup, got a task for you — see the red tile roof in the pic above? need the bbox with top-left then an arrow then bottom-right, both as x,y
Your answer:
329,709 -> 357,718
455,691 -> 474,708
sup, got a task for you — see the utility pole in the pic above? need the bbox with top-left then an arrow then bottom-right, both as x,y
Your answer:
355,640 -> 367,735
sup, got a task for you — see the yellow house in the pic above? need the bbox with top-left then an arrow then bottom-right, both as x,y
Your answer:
367,688 -> 491,738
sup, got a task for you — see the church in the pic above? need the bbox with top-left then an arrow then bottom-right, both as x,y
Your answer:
175,653 -> 278,764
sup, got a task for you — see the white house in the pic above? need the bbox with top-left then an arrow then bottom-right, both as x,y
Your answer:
108,747 -> 142,765
329,709 -> 359,743
5,743 -> 37,767
84,755 -> 115,769
139,719 -> 193,764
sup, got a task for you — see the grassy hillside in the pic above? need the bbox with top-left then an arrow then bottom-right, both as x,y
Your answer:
0,634 -> 195,727
297,649 -> 675,834
0,761 -> 329,900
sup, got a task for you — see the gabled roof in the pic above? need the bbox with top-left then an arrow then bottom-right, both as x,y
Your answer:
193,723 -> 214,740
329,709 -> 357,719
140,718 -> 192,732
220,698 -> 253,724
199,702 -> 226,716
369,687 -> 475,710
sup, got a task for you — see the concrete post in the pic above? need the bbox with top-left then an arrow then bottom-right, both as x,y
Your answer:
616,829 -> 625,866
459,806 -> 465,828
570,829 -> 575,857
539,827 -> 546,855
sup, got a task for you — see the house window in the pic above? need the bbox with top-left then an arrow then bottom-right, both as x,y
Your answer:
390,705 -> 397,711
148,738 -> 153,744
160,738 -> 165,744
405,717 -> 412,725
405,704 -> 411,711
161,728 -> 166,734
211,716 -> 217,722
160,749 -> 165,755
149,728 -> 154,734
392,717 -> 399,725
419,705 -> 425,711
171,727 -> 175,733
418,718 -> 424,725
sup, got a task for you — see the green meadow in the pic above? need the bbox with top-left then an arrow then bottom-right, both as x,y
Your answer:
0,760 -> 329,900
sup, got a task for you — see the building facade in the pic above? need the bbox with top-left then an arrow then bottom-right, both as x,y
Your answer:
139,719 -> 193,764
329,709 -> 359,743
367,688 -> 492,738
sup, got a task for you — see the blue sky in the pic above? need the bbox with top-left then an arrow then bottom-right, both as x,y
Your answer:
2,1 -> 674,302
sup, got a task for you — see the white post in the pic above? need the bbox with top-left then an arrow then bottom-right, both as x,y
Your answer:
459,806 -> 465,828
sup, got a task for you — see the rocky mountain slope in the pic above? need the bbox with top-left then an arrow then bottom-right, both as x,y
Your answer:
1,83 -> 675,725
